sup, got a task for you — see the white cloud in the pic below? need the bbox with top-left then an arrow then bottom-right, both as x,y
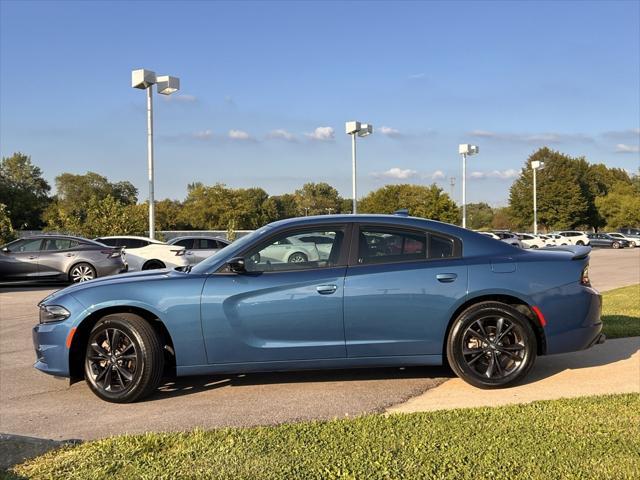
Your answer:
267,129 -> 296,142
470,169 -> 519,180
379,126 -> 403,138
305,126 -> 335,141
470,130 -> 593,144
192,129 -> 214,140
228,129 -> 252,141
602,128 -> 640,139
408,72 -> 426,80
431,170 -> 445,180
374,167 -> 418,180
615,143 -> 640,153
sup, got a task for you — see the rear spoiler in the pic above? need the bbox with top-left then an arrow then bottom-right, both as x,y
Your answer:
541,244 -> 591,260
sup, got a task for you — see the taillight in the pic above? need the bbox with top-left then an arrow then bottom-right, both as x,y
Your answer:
101,249 -> 121,258
581,265 -> 590,286
171,249 -> 185,256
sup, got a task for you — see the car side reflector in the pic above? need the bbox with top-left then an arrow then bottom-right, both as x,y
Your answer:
532,306 -> 547,327
66,327 -> 77,349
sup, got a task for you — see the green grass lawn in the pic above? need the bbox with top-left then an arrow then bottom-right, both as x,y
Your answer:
602,284 -> 640,338
7,394 -> 640,480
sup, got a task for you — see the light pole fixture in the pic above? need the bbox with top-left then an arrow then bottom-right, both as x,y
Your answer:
458,144 -> 479,229
345,121 -> 373,214
531,160 -> 544,235
131,68 -> 180,239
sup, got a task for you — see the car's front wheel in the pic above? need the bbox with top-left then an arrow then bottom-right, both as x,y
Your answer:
447,302 -> 537,388
84,314 -> 164,403
612,242 -> 620,249
576,240 -> 584,246
288,252 -> 308,263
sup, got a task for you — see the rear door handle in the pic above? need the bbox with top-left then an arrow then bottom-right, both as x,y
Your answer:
316,284 -> 338,294
436,273 -> 457,283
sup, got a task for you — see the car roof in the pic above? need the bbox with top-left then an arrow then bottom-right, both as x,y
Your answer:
168,236 -> 229,243
12,234 -> 98,243
95,235 -> 164,244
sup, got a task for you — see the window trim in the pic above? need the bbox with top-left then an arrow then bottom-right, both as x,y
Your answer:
347,223 -> 462,267
214,223 -> 352,274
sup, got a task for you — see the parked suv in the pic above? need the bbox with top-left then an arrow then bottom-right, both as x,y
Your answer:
556,231 -> 590,246
1,235 -> 125,283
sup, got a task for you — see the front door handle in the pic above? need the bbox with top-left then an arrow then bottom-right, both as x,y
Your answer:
316,284 -> 338,295
436,273 -> 457,283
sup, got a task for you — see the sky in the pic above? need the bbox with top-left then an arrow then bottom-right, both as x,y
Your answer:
1,0 -> 639,207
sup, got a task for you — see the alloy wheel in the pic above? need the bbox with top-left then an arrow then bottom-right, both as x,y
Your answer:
461,316 -> 527,380
71,264 -> 95,282
86,328 -> 139,393
288,253 -> 307,263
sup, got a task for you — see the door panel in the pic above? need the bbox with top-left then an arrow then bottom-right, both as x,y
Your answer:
201,267 -> 347,364
344,260 -> 467,357
0,239 -> 42,279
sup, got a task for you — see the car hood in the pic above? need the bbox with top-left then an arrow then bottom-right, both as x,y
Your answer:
40,269 -> 179,305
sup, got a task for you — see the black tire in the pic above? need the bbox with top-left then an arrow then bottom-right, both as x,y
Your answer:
142,259 -> 166,270
84,313 -> 164,403
576,241 -> 584,246
288,252 -> 308,263
612,242 -> 620,249
446,302 -> 537,389
69,262 -> 97,283
531,245 -> 539,249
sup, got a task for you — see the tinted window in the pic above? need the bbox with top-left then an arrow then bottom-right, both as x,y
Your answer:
96,238 -> 120,247
358,228 -> 427,265
215,240 -> 229,249
195,239 -> 218,249
429,234 -> 455,259
121,239 -> 148,249
43,239 -> 79,251
244,229 -> 344,272
9,238 -> 42,252
173,239 -> 193,249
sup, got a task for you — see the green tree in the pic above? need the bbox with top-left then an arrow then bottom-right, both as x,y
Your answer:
154,199 -> 189,231
509,148 -> 589,231
359,184 -> 459,224
0,153 -> 51,229
294,183 -> 342,216
464,202 -> 494,230
491,207 -> 514,230
0,203 -> 16,245
262,194 -> 299,223
595,181 -> 640,230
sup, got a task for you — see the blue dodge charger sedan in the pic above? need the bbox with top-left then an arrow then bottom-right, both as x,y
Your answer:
33,215 -> 604,402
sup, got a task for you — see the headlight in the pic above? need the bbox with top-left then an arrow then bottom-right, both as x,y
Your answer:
39,305 -> 71,324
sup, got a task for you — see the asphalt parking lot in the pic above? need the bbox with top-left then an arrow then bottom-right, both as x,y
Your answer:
0,248 -> 638,441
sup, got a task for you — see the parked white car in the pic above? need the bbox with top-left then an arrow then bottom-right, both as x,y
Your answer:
475,231 -> 501,240
167,236 -> 231,264
94,236 -> 188,271
292,233 -> 335,260
255,236 -> 321,264
607,232 -> 637,247
517,233 -> 546,249
545,233 -> 571,246
556,231 -> 590,246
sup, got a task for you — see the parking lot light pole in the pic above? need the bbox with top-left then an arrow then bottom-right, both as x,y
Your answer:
132,69 -> 180,239
345,121 -> 373,214
531,160 -> 544,235
458,144 -> 479,229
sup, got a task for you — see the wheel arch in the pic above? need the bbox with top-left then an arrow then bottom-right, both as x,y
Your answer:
142,259 -> 166,270
442,293 -> 547,366
68,305 -> 176,383
67,261 -> 97,281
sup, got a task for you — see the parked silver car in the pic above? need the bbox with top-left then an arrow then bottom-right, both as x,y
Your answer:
491,231 -> 523,248
167,236 -> 231,265
0,235 -> 126,283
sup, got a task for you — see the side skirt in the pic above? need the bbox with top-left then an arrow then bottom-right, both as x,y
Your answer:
176,354 -> 443,377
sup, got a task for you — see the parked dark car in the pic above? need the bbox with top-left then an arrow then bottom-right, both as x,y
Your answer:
33,215 -> 603,403
0,235 -> 126,283
492,231 -> 523,248
586,233 -> 629,249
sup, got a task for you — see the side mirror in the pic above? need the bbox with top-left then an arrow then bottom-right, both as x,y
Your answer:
227,257 -> 246,273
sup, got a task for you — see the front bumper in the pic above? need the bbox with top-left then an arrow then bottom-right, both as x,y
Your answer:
33,320 -> 73,377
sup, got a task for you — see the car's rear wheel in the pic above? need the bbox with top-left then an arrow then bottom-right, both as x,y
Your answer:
69,262 -> 96,283
84,314 -> 164,403
142,259 -> 166,270
447,302 -> 537,388
612,242 -> 620,249
288,252 -> 308,263
530,245 -> 539,249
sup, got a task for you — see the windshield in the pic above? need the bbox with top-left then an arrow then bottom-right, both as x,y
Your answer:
190,226 -> 271,274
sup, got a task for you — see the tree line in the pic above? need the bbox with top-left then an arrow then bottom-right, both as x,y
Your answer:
1,148 -> 638,244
